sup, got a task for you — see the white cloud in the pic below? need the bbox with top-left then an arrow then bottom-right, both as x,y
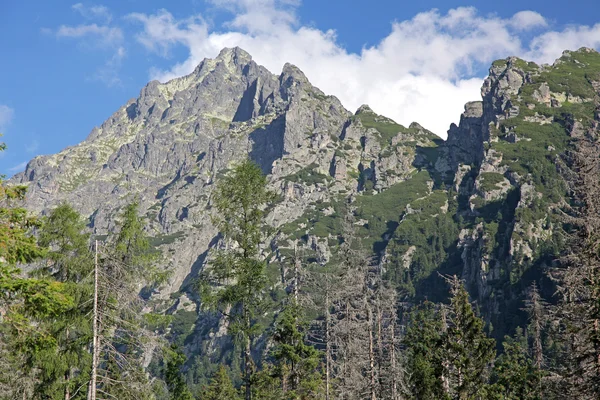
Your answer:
0,105 -> 14,131
129,4 -> 600,137
53,5 -> 124,87
56,23 -> 123,46
509,11 -> 547,31
9,161 -> 27,173
72,3 -> 112,22
525,23 -> 600,64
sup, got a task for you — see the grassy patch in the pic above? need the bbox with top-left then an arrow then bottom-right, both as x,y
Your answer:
284,163 -> 332,185
479,172 -> 506,192
149,231 -> 186,247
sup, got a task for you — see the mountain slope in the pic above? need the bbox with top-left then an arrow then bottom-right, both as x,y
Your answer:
13,46 -> 600,351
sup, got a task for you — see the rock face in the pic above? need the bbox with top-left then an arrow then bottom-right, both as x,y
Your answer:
13,46 -> 600,349
13,46 -> 437,297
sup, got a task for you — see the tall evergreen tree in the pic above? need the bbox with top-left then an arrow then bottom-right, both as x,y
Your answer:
442,276 -> 496,399
203,365 -> 241,400
404,301 -> 446,400
199,159 -> 275,400
26,203 -> 94,399
37,202 -> 93,282
269,300 -> 324,399
0,139 -> 75,398
165,345 -> 194,400
492,327 -> 542,400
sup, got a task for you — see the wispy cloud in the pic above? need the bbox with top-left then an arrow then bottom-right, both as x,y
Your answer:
128,4 -> 600,137
72,3 -> 112,23
50,5 -> 124,87
0,105 -> 14,131
92,46 -> 126,86
9,161 -> 27,173
56,23 -> 123,47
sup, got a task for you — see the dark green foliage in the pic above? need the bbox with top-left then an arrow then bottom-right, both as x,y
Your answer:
170,310 -> 197,346
404,278 -> 496,399
404,302 -> 446,400
386,192 -> 458,296
267,301 -> 324,399
38,202 -> 93,282
165,345 -> 194,400
284,163 -> 331,185
443,276 -> 496,399
149,231 -> 187,247
478,172 -> 506,192
202,365 -> 241,400
491,328 -> 542,399
199,159 -> 277,399
355,170 -> 433,250
0,141 -> 78,398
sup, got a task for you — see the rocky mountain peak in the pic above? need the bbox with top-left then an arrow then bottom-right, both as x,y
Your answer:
216,46 -> 253,66
355,104 -> 374,115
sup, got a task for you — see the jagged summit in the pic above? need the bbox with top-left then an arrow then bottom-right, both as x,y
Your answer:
217,46 -> 253,62
355,104 -> 374,114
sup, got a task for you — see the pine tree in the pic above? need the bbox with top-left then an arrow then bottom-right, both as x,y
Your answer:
199,159 -> 275,400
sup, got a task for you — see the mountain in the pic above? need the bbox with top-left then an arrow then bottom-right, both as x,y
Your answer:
12,46 -> 600,352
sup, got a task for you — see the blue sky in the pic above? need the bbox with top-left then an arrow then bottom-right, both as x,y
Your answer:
1,0 -> 600,176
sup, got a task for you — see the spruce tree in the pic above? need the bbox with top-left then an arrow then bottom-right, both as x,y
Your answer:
0,139 -> 74,397
203,365 -> 241,400
269,300 -> 324,399
404,301 -> 446,400
442,275 -> 496,399
492,327 -> 542,400
165,345 -> 194,400
26,203 -> 95,399
199,159 -> 275,400
37,202 -> 93,282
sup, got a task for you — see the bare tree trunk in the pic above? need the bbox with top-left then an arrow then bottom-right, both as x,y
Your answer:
440,306 -> 450,395
294,243 -> 300,304
291,244 -> 300,391
88,240 -> 99,400
244,308 -> 252,400
368,306 -> 377,400
390,313 -> 397,400
325,274 -> 331,400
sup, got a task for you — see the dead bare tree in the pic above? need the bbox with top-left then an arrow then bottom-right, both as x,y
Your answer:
549,118 -> 600,399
